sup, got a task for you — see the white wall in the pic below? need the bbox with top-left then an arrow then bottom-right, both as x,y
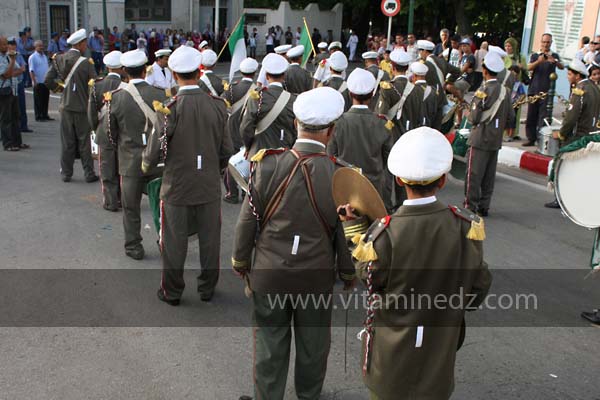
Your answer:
244,2 -> 343,56
0,0 -> 38,38
86,0 -> 125,32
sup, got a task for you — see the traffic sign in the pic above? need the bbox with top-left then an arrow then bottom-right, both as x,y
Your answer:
381,0 -> 401,17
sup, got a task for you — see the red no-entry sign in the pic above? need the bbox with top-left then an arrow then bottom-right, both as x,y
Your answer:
381,0 -> 401,17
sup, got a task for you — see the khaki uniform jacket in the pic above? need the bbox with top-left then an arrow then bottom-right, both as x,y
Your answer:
284,63 -> 313,94
356,200 -> 492,400
559,79 -> 600,145
198,71 -> 225,96
223,78 -> 254,150
87,74 -> 123,137
321,75 -> 351,111
144,86 -> 233,205
468,80 -> 512,151
45,49 -> 97,112
108,81 -> 167,177
232,141 -> 355,294
425,56 -> 461,122
327,107 -> 392,197
366,64 -> 390,111
415,80 -> 438,128
240,84 -> 296,158
375,75 -> 423,139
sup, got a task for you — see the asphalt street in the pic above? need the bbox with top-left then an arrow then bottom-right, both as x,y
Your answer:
0,90 -> 598,400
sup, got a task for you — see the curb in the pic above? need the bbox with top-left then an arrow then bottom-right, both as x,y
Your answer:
498,147 -> 553,176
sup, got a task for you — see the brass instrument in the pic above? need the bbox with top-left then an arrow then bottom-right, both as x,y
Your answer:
51,56 -> 66,93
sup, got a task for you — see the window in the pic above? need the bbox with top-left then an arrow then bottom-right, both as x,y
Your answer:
246,13 -> 267,25
125,0 -> 171,22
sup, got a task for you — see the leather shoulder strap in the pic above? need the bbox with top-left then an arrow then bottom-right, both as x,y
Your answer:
64,56 -> 87,90
255,90 -> 291,135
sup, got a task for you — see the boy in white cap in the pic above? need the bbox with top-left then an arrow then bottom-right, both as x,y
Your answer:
274,44 -> 292,57
44,28 -> 99,182
198,49 -> 226,96
313,41 -> 329,67
487,45 -> 515,90
417,39 -> 461,130
464,52 -> 512,217
544,57 -> 600,209
319,51 -> 351,111
362,50 -> 390,111
142,45 -> 233,304
352,126 -> 491,400
312,41 -> 344,87
410,61 -> 438,127
106,49 -> 168,260
87,50 -> 126,211
284,45 -> 312,94
145,48 -> 175,92
240,53 -> 296,158
328,68 -> 392,198
233,86 -> 355,400
222,57 -> 259,204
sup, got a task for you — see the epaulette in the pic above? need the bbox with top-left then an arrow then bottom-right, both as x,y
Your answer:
250,147 -> 287,162
165,88 -> 172,98
208,92 -> 229,107
448,205 -> 486,241
249,88 -> 261,100
572,88 -> 584,96
329,156 -> 353,168
384,119 -> 394,130
154,97 -> 177,115
351,216 -> 391,262
88,78 -> 95,87
474,90 -> 487,99
103,89 -> 117,102
222,80 -> 230,92
146,65 -> 153,75
88,58 -> 94,65
380,81 -> 392,90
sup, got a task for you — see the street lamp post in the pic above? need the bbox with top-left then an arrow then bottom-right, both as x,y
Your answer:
102,0 -> 109,55
408,0 -> 415,34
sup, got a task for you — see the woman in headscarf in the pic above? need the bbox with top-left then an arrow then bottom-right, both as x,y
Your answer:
589,62 -> 600,85
504,37 -> 528,141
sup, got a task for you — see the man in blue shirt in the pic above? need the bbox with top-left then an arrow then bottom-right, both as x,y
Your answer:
59,29 -> 70,52
29,40 -> 52,121
9,37 -> 32,132
47,32 -> 60,57
88,29 -> 104,74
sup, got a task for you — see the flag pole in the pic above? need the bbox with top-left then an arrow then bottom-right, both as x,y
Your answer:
302,17 -> 317,67
217,14 -> 244,60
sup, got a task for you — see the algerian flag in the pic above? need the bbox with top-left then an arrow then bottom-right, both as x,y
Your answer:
299,18 -> 316,68
229,15 -> 246,82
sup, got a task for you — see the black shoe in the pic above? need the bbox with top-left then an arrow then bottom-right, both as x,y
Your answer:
62,175 -> 72,182
44,116 -> 55,121
103,204 -> 119,212
521,141 -> 536,147
199,290 -> 214,302
544,200 -> 560,209
85,175 -> 99,183
223,195 -> 239,204
125,247 -> 145,260
157,289 -> 180,306
239,396 -> 253,400
513,136 -> 522,141
21,128 -> 33,133
478,209 -> 489,217
581,310 -> 600,325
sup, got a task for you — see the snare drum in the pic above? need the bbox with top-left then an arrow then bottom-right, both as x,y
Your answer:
538,125 -> 561,157
228,147 -> 250,192
555,146 -> 600,228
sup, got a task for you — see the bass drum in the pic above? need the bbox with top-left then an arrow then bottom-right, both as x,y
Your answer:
555,148 -> 600,228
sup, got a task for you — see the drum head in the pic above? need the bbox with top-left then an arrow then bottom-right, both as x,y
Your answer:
555,153 -> 600,228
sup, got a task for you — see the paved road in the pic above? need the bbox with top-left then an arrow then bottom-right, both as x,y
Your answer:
0,92 -> 598,400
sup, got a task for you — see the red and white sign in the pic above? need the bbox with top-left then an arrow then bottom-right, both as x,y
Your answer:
381,0 -> 401,17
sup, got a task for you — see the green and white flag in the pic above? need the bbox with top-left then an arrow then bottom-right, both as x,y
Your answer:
299,18 -> 316,68
229,15 -> 246,82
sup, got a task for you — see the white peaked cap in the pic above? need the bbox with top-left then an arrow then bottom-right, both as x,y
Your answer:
362,51 -> 379,60
201,49 -> 218,67
410,61 -> 428,76
262,53 -> 289,75
240,57 -> 259,74
328,41 -> 342,50
168,46 -> 202,73
329,51 -> 348,72
483,52 -> 505,73
388,127 -> 453,183
347,68 -> 376,95
287,45 -> 305,59
103,51 -> 123,68
568,57 -> 589,76
121,50 -> 148,68
390,49 -> 412,65
275,44 -> 292,54
293,87 -> 345,128
67,29 -> 87,45
155,49 -> 172,57
416,40 -> 435,51
317,42 -> 328,49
